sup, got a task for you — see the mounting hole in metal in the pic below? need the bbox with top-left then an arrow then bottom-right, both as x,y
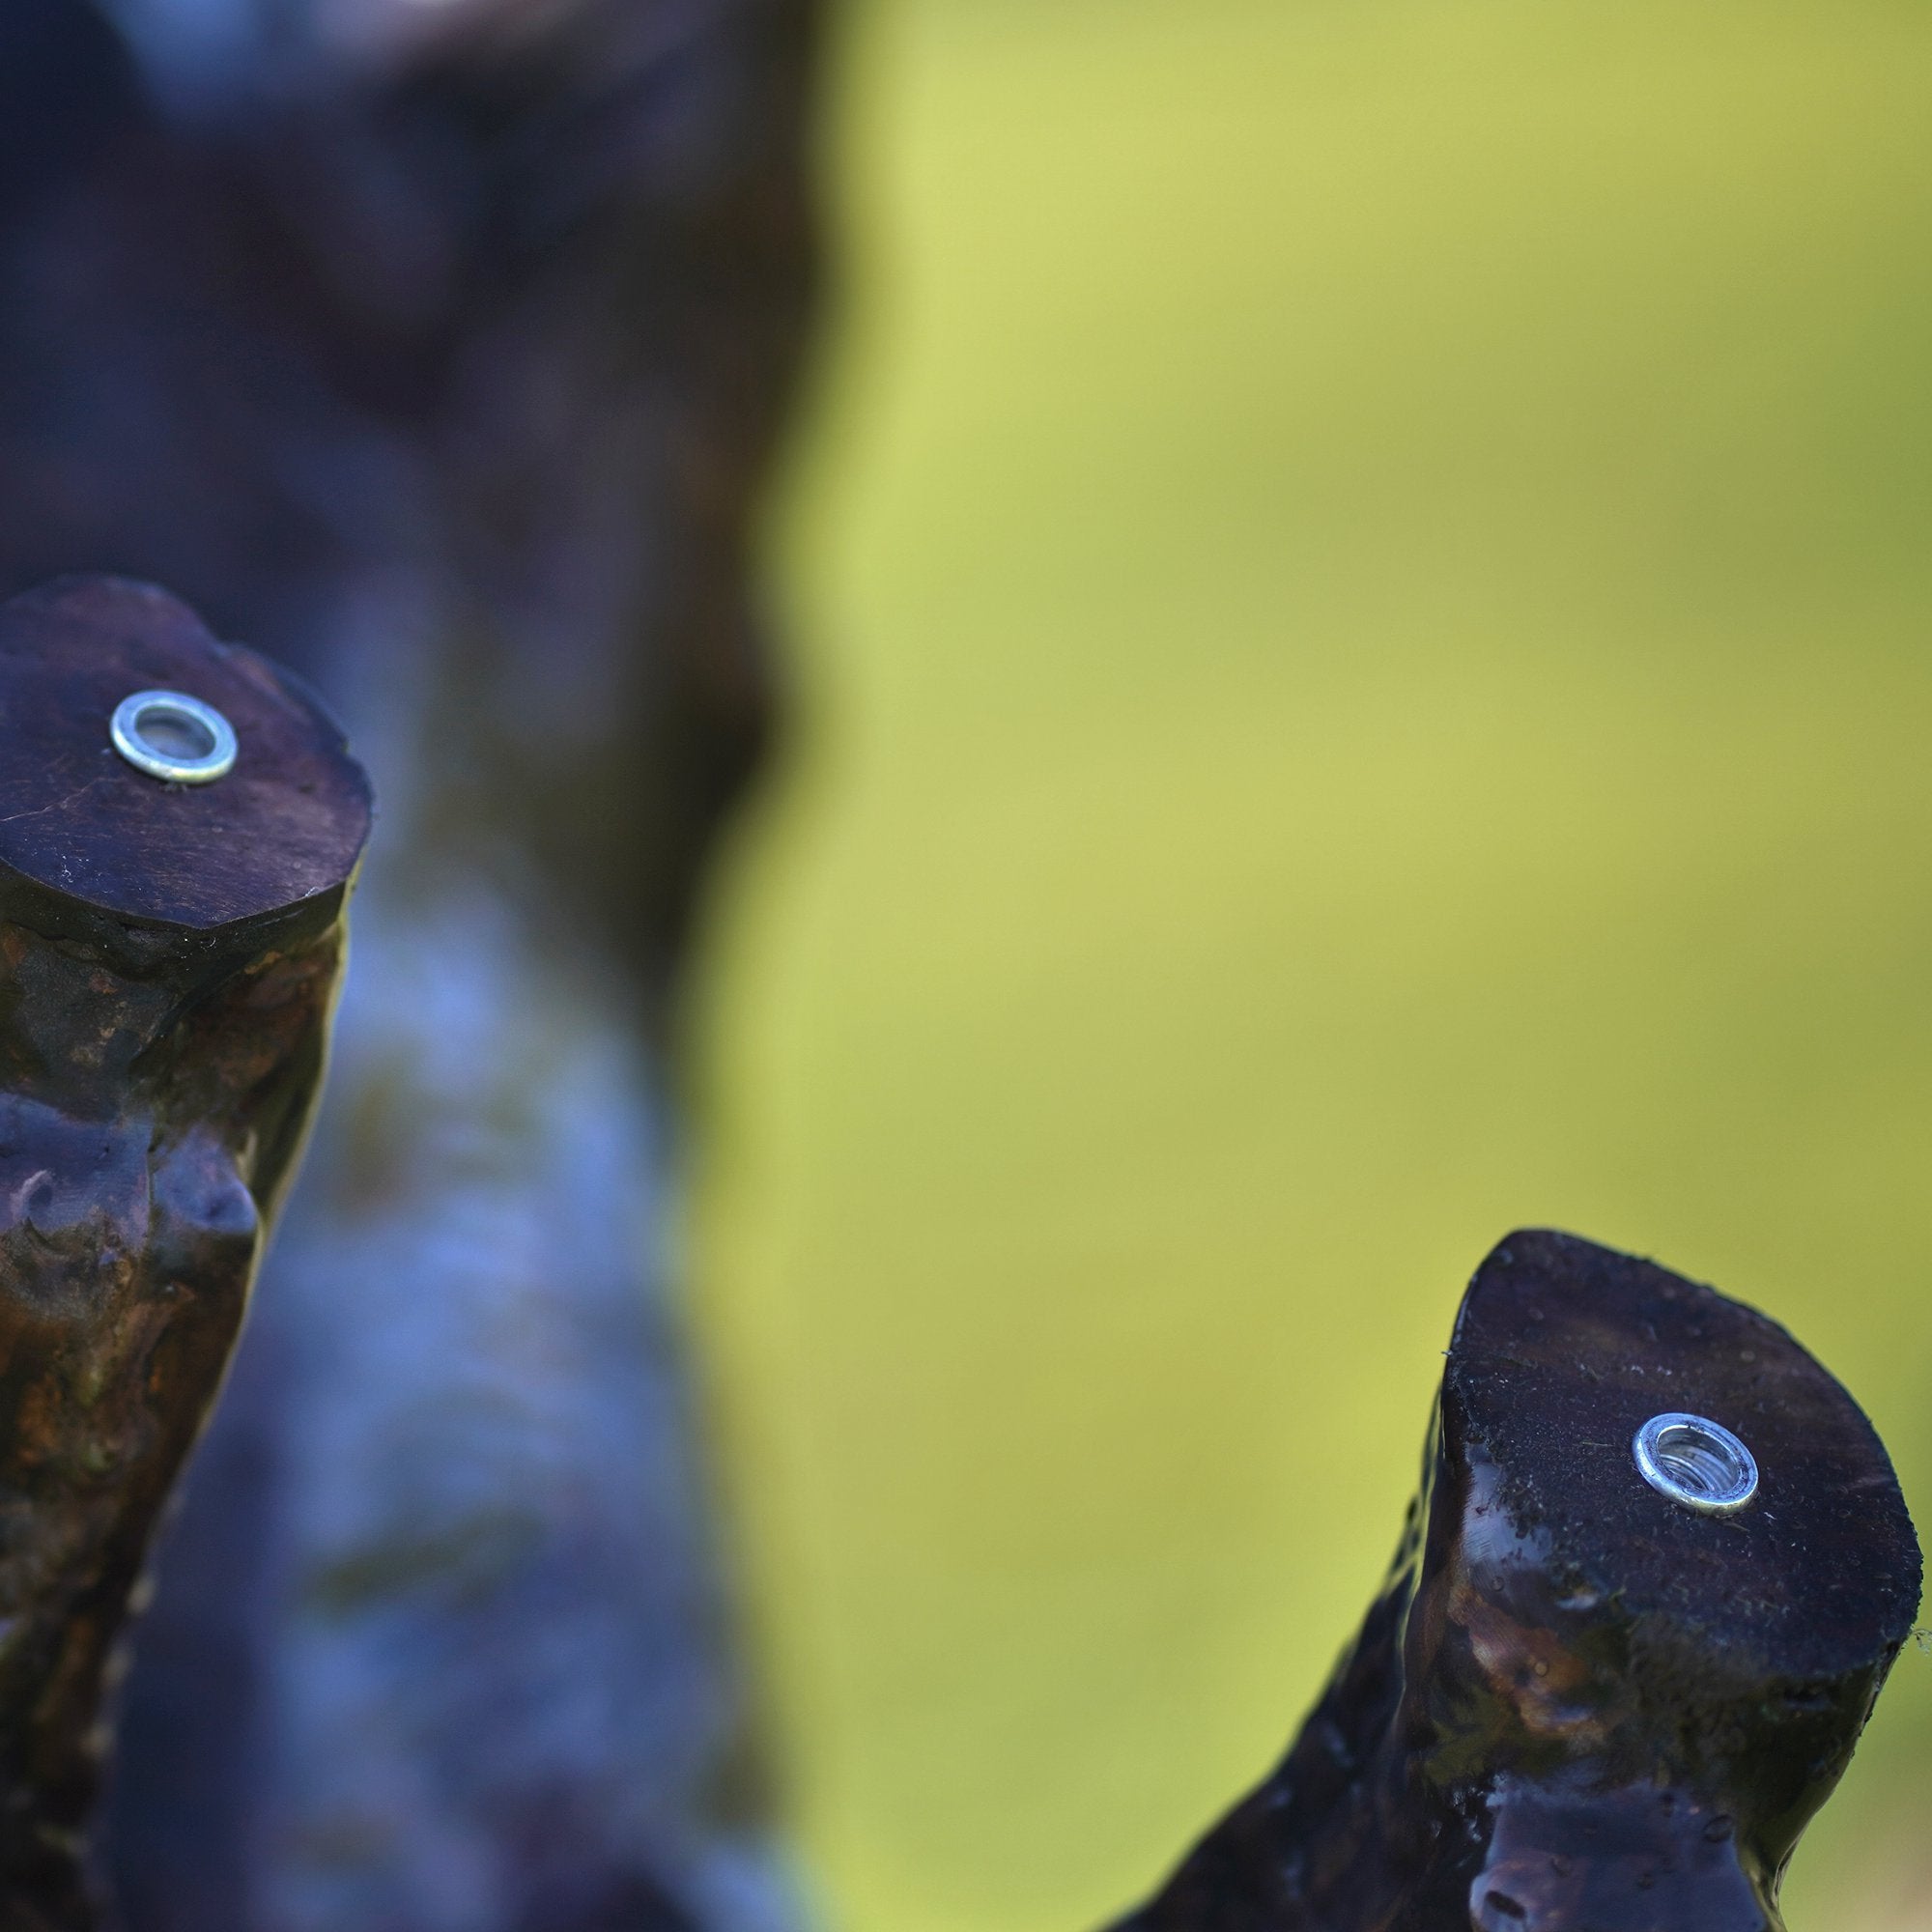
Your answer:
1633,1411 -> 1758,1514
110,690 -> 238,785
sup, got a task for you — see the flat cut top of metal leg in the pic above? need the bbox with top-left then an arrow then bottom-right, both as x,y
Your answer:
0,579 -> 370,934
1634,1411 -> 1758,1514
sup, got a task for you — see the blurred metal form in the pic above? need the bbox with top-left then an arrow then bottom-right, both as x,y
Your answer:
0,576 -> 370,1928
1109,1230 -> 1921,1932
0,2 -> 819,1928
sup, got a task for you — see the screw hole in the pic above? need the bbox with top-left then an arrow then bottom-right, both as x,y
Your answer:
110,690 -> 238,784
133,708 -> 213,761
1634,1412 -> 1757,1514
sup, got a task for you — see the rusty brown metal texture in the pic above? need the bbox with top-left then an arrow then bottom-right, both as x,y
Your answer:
1110,1229 -> 1921,1932
0,576 -> 368,1930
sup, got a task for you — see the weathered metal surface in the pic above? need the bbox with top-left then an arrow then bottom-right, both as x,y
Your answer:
0,4 -> 819,1928
1112,1230 -> 1921,1932
0,576 -> 368,1930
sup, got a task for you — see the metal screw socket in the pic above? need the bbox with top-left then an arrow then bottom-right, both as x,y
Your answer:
110,690 -> 239,784
1634,1411 -> 1758,1515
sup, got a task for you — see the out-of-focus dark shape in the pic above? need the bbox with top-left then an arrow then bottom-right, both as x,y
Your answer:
0,2 -> 819,1927
1111,1230 -> 1921,1932
0,576 -> 368,1930
0,0 -> 813,996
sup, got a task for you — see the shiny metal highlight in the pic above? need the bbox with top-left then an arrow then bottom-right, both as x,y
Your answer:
1634,1411 -> 1758,1514
110,689 -> 238,784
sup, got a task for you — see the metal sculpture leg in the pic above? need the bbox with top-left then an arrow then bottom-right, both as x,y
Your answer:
1111,1230 -> 1921,1932
0,4 -> 818,1926
0,577 -> 368,1929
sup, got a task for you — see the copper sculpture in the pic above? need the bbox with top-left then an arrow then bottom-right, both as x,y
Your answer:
0,575 -> 369,1928
1112,1229 -> 1920,1932
0,10 -> 1918,1932
0,4 -> 820,1926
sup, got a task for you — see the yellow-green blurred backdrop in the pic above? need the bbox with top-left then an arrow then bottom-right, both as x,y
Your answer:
689,3 -> 1932,1927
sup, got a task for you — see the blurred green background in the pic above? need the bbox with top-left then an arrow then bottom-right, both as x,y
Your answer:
689,2 -> 1932,1927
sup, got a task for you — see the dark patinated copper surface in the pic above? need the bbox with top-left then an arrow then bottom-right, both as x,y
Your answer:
0,576 -> 367,1930
0,6 -> 821,1927
1112,1230 -> 1921,1932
